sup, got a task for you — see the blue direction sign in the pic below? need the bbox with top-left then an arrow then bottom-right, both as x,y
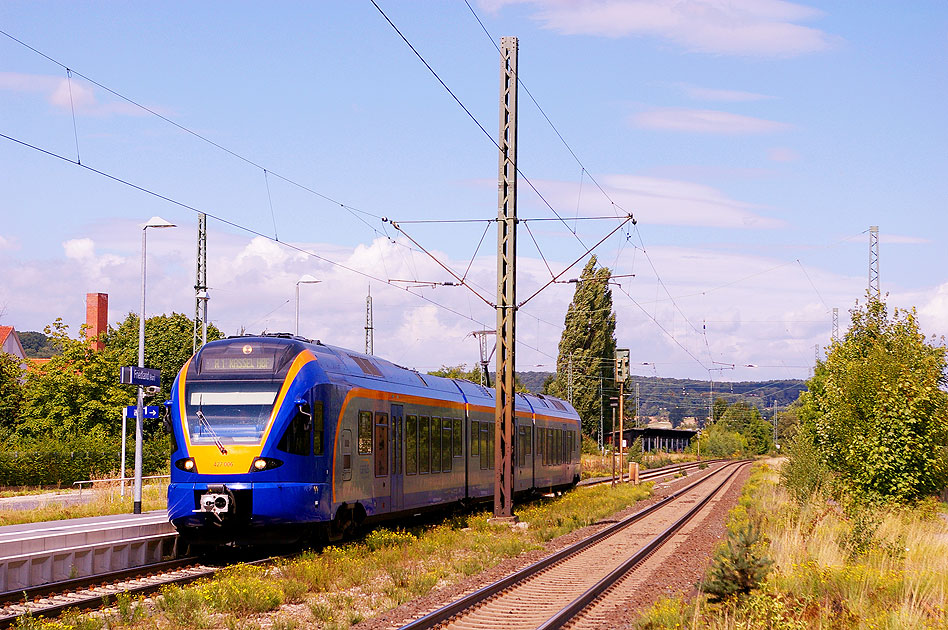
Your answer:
119,366 -> 161,387
125,405 -> 160,419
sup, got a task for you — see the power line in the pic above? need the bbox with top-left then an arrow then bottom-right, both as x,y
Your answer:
0,28 -> 391,239
461,0 -> 630,222
0,130 -> 492,331
368,0 -> 615,250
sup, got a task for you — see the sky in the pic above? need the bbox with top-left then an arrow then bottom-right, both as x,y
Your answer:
1,1 -> 946,385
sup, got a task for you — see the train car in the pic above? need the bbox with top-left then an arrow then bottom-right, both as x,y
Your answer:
166,334 -> 581,546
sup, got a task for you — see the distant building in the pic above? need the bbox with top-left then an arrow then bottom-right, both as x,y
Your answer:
3,292 -> 109,375
0,326 -> 26,361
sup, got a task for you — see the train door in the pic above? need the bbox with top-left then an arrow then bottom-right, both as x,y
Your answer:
374,410 -> 389,512
390,404 -> 404,511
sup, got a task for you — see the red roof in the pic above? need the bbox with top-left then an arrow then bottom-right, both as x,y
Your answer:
0,326 -> 12,347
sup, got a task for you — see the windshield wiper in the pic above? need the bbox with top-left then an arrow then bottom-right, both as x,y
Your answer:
196,408 -> 228,455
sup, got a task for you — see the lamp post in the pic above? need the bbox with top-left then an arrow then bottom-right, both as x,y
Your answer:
136,216 -> 176,514
295,274 -> 321,336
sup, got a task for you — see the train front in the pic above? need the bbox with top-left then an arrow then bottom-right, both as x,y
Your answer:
167,336 -> 333,546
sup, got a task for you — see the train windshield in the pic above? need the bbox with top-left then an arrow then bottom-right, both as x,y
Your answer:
184,381 -> 280,445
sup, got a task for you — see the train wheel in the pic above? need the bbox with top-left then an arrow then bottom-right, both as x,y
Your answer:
328,506 -> 349,542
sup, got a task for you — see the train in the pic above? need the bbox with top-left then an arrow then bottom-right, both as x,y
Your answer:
166,334 -> 582,546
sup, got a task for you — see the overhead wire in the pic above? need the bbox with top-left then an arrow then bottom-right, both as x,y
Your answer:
0,28 -> 393,241
0,130 -> 493,331
368,0 -> 611,251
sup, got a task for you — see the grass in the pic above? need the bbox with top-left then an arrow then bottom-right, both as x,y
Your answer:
28,480 -> 653,629
0,482 -> 167,527
634,460 -> 948,629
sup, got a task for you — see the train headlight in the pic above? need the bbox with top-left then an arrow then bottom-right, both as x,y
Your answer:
249,457 -> 283,472
175,457 -> 197,472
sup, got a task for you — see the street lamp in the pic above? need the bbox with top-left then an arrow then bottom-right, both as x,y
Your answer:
135,216 -> 176,514
295,274 -> 321,336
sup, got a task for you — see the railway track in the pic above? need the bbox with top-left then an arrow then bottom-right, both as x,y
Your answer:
0,459 -> 735,627
0,551 -> 286,628
397,460 -> 747,630
581,458 -> 725,488
0,557 -> 211,627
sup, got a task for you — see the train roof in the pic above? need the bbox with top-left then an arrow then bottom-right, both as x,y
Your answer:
210,334 -> 577,420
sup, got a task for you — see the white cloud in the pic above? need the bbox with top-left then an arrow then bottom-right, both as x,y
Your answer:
4,216 -> 940,382
917,282 -> 948,337
0,71 -> 148,117
677,83 -> 773,102
524,175 -> 784,229
632,108 -> 791,134
63,238 -> 96,260
0,235 -> 17,251
767,147 -> 800,162
480,0 -> 836,57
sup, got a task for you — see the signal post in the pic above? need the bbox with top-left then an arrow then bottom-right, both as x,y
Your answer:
614,349 -> 629,482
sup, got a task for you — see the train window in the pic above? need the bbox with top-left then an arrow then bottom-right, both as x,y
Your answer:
453,418 -> 462,458
517,426 -> 525,466
419,416 -> 430,474
342,429 -> 352,481
471,420 -> 480,456
277,403 -> 312,456
547,429 -> 553,465
525,426 -> 532,456
406,415 -> 418,475
441,418 -> 452,472
374,412 -> 389,477
358,411 -> 373,454
488,422 -> 495,469
479,421 -> 489,470
313,402 -> 324,456
430,417 -> 441,475
536,427 -> 543,461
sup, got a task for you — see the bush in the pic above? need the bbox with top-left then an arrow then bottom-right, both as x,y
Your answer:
0,433 -> 169,486
701,521 -> 773,602
780,429 -> 830,504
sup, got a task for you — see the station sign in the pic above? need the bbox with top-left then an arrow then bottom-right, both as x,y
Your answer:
119,366 -> 161,387
125,406 -> 160,419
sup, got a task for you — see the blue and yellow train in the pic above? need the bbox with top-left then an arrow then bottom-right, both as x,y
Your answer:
167,334 -> 582,545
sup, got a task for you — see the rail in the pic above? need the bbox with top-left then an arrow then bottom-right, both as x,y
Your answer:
399,460 -> 744,630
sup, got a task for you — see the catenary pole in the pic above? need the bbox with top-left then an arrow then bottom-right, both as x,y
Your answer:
493,36 -> 518,520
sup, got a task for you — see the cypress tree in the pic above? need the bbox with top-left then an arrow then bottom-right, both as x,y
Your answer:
544,255 -> 617,437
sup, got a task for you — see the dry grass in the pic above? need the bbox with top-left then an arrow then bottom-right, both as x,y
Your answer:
0,481 -> 168,527
34,481 -> 654,629
634,461 -> 948,629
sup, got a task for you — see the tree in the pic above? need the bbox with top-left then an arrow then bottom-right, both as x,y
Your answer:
0,352 -> 23,437
18,331 -> 60,358
697,422 -> 749,457
16,319 -> 132,441
427,364 -> 529,393
712,396 -> 728,422
798,298 -> 948,503
105,312 -> 224,409
719,400 -> 773,455
543,256 -> 617,436
427,364 -> 482,383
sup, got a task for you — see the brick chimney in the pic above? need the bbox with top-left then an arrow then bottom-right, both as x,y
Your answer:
85,293 -> 108,351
